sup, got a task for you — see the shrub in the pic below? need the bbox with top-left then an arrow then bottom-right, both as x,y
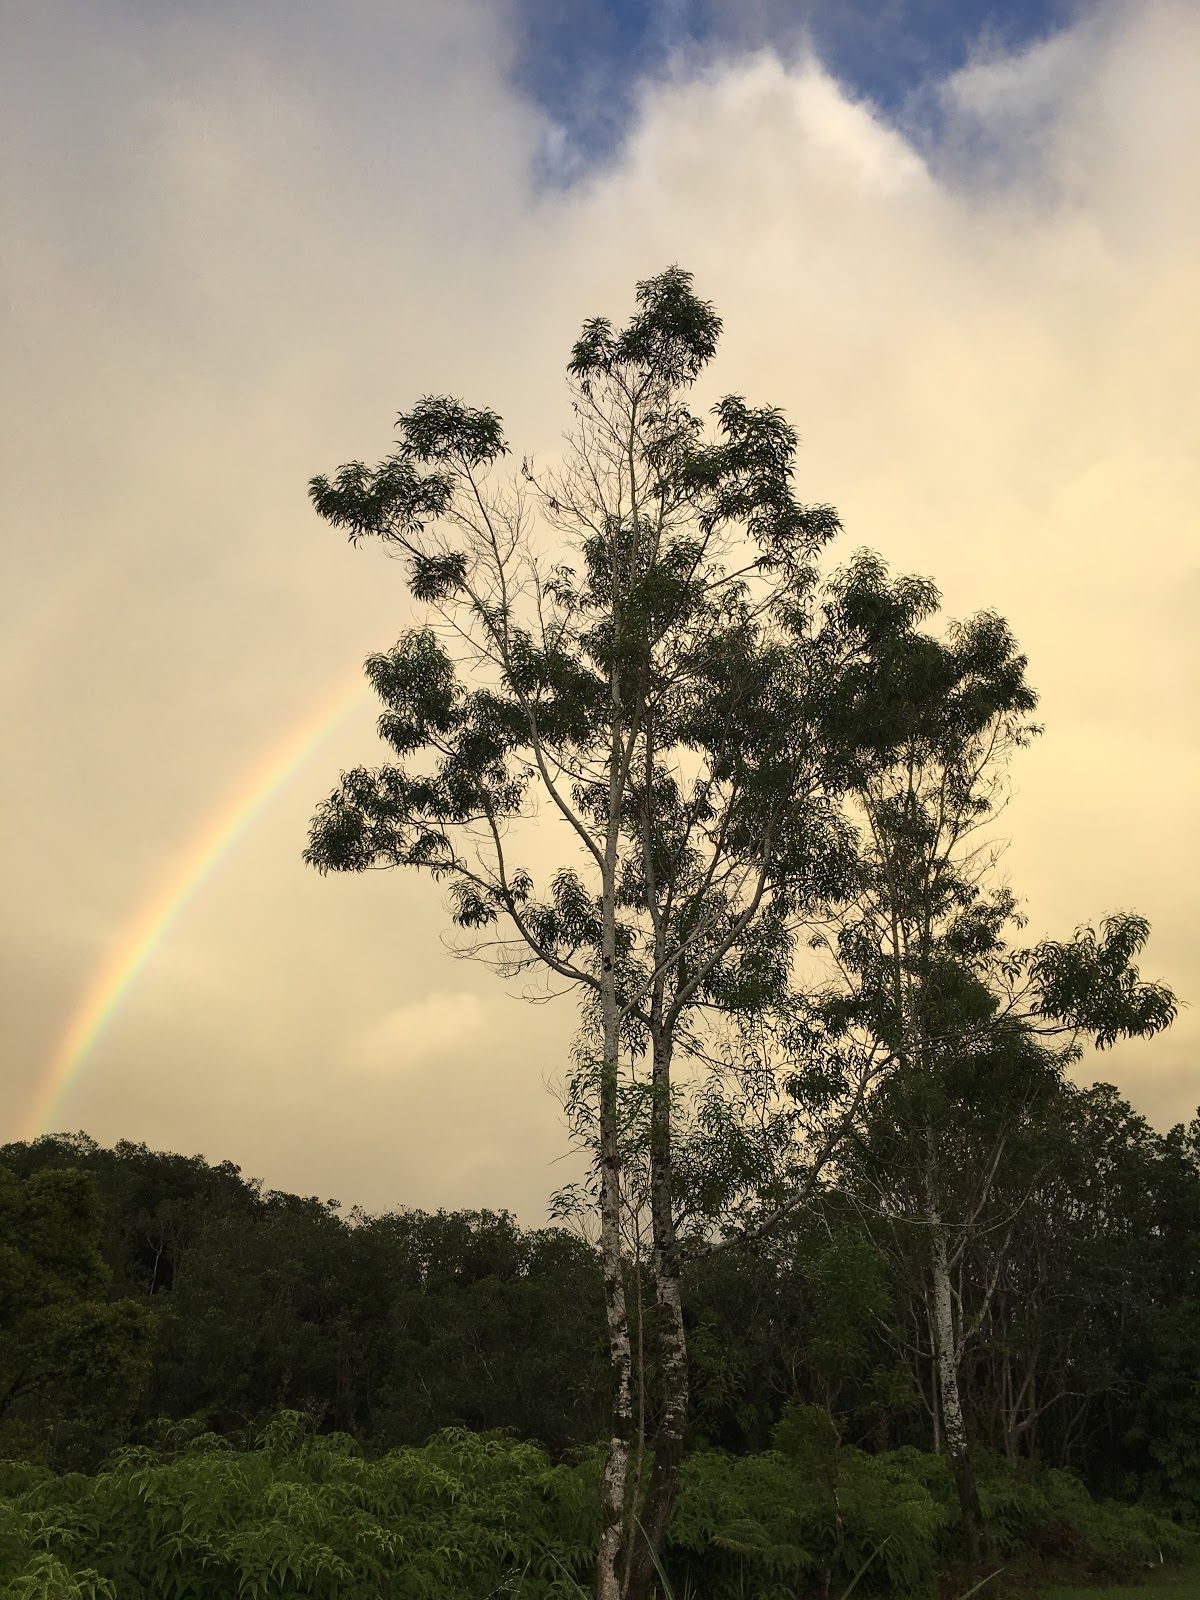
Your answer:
0,1416 -> 598,1598
0,1415 -> 1192,1598
973,1453 -> 1191,1574
666,1443 -> 948,1598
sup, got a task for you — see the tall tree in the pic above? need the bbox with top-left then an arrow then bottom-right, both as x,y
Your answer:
812,553 -> 1177,1560
303,267 -> 853,1597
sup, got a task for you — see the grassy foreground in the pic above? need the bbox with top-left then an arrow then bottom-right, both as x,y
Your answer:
1035,1568 -> 1200,1599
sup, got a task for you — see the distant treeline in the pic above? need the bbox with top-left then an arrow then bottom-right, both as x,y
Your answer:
2,1082 -> 1197,1519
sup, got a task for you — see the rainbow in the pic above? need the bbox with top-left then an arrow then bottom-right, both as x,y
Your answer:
23,670 -> 373,1140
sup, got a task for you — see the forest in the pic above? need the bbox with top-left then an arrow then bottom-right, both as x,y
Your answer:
2,270 -> 1194,1599
0,1104 -> 1196,1597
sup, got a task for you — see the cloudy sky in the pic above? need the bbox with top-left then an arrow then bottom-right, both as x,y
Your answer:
2,0 -> 1196,1219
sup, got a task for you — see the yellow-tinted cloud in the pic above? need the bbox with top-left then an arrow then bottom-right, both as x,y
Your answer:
345,994 -> 487,1076
1,0 -> 1195,1217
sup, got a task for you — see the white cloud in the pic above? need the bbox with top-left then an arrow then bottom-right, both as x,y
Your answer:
3,0 -> 1196,1215
343,993 -> 487,1075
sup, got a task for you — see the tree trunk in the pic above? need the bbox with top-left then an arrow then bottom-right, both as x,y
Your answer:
596,716 -> 633,1600
923,1290 -> 941,1455
625,1029 -> 688,1600
595,984 -> 633,1598
597,1104 -> 633,1600
928,1199 -> 984,1565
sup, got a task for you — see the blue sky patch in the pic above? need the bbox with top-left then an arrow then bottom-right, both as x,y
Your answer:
510,0 -> 1079,177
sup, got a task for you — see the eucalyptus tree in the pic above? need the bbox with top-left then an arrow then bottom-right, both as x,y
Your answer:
303,268 -> 854,1598
809,553 -> 1177,1561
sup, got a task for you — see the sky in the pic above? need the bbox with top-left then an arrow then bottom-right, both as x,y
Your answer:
1,0 -> 1196,1220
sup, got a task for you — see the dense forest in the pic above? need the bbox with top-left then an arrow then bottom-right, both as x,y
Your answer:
0,1096 -> 1197,1487
1,1089 -> 1196,1595
4,270 -> 1194,1598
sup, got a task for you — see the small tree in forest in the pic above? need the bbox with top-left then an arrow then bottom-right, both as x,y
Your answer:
303,268 -> 859,1598
0,1166 -> 154,1463
808,553 -> 1177,1562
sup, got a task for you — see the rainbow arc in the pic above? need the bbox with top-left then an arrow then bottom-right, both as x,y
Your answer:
25,673 -> 371,1139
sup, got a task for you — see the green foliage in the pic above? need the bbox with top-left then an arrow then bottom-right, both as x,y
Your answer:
1030,915 -> 1177,1049
0,1426 -> 945,1598
802,1232 -> 891,1393
1036,1569 -> 1200,1600
300,266 -> 868,1136
0,1419 -> 599,1599
1133,1296 -> 1200,1517
568,266 -> 722,389
971,1455 -> 1192,1572
6,1124 -> 1198,1531
0,1139 -> 610,1466
3,1417 -> 1186,1599
0,1167 -> 154,1463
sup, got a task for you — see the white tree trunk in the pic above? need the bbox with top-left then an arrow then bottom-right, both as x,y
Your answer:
625,1029 -> 688,1600
928,1194 -> 983,1562
596,715 -> 633,1600
596,1121 -> 632,1600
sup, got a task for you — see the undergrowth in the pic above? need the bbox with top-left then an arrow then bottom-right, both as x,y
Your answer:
0,1413 -> 1190,1598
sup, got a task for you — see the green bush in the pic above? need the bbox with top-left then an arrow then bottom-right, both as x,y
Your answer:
0,1415 -> 1192,1598
974,1454 -> 1191,1572
667,1444 -> 948,1598
0,1416 -> 598,1599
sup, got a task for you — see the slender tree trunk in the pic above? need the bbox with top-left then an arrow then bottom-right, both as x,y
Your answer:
596,714 -> 634,1600
928,1194 -> 984,1564
925,1291 -> 942,1455
620,1247 -> 648,1589
597,1095 -> 633,1600
625,1027 -> 688,1600
1002,1352 -> 1017,1465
